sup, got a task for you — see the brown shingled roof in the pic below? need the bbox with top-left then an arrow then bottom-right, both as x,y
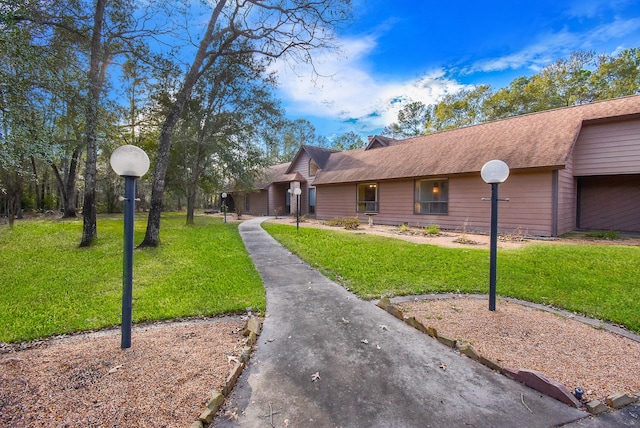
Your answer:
312,95 -> 640,185
286,145 -> 338,174
257,162 -> 305,189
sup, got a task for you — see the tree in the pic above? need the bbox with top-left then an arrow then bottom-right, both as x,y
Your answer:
168,44 -> 281,224
331,131 -> 364,151
141,0 -> 351,247
590,48 -> 640,100
384,101 -> 431,138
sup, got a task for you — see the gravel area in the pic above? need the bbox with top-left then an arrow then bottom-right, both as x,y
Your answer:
401,297 -> 640,403
0,318 -> 247,427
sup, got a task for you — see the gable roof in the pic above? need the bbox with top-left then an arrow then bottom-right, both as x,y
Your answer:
312,95 -> 640,185
256,162 -> 305,189
285,144 -> 338,174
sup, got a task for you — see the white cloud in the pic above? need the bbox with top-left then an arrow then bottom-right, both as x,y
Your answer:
468,17 -> 640,74
270,36 -> 465,133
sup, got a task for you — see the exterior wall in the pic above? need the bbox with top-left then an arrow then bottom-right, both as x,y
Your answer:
246,191 -> 268,216
573,119 -> 640,176
557,160 -> 577,235
578,175 -> 640,232
316,171 -> 556,236
268,185 -> 288,216
288,150 -> 318,216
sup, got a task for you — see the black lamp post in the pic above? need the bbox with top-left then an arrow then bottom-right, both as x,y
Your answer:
221,192 -> 227,223
294,187 -> 301,231
110,145 -> 150,349
481,160 -> 510,312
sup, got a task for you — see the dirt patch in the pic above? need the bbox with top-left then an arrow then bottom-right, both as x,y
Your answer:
401,296 -> 640,403
0,318 -> 247,427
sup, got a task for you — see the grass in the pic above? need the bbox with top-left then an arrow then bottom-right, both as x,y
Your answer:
262,223 -> 640,333
0,213 -> 265,343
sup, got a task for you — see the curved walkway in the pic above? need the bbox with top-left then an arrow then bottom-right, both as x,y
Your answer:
215,217 -> 588,427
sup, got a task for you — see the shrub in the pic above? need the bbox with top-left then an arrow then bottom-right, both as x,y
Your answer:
424,224 -> 440,235
323,217 -> 360,229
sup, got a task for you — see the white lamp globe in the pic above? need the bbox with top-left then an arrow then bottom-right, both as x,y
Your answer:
481,160 -> 510,184
294,188 -> 302,195
110,145 -> 150,178
222,192 -> 227,198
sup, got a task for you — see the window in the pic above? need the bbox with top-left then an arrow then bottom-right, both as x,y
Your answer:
309,188 -> 316,214
415,179 -> 448,214
357,183 -> 378,212
309,159 -> 319,176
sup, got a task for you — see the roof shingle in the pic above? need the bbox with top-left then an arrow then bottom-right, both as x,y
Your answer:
312,95 -> 640,185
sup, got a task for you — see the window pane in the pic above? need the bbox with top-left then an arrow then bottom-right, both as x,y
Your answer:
357,183 -> 378,212
415,179 -> 448,214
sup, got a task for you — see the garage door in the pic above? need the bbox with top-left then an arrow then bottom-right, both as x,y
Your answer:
577,175 -> 640,232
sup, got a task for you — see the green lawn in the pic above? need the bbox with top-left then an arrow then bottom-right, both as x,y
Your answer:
262,223 -> 640,333
0,213 -> 265,343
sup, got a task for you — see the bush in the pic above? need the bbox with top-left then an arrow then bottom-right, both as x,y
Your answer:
424,224 -> 440,235
323,217 -> 360,229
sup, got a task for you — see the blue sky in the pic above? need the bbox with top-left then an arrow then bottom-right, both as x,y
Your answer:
269,0 -> 640,141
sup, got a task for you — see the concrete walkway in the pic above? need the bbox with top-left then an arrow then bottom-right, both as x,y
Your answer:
215,217 -> 588,427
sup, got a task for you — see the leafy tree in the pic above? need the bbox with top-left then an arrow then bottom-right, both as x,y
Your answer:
383,101 -> 431,138
590,48 -> 640,100
331,131 -> 365,151
168,45 -> 280,224
141,0 -> 351,247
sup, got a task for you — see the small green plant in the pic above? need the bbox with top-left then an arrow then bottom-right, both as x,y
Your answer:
398,223 -> 411,233
424,224 -> 440,235
585,230 -> 620,240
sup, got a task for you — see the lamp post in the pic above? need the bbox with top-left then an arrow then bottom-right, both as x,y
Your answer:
221,192 -> 227,223
481,160 -> 510,312
109,145 -> 150,349
294,187 -> 302,231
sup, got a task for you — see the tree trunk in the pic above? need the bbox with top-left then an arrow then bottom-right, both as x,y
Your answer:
140,1 -> 226,247
79,0 -> 107,247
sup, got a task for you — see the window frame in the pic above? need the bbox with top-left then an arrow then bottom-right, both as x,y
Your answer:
357,182 -> 379,213
308,187 -> 316,214
414,178 -> 449,215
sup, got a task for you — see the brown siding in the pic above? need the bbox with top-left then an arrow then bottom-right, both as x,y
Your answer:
578,175 -> 640,232
557,154 -> 577,235
573,119 -> 640,176
288,150 -> 317,216
316,184 -> 356,218
316,171 -> 556,236
247,191 -> 268,216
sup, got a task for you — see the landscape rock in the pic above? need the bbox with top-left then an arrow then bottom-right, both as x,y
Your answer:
405,316 -> 428,334
426,326 -> 438,338
437,334 -> 456,348
478,355 -> 503,373
606,392 -> 638,409
456,343 -> 479,361
377,297 -> 390,310
199,391 -> 225,423
244,317 -> 261,336
585,399 -> 609,415
385,304 -> 404,320
223,362 -> 245,396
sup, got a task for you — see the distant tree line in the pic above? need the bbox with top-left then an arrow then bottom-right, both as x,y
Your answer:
383,49 -> 640,138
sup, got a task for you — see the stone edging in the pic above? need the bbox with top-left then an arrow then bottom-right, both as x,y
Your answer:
190,316 -> 262,428
377,297 -> 640,416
